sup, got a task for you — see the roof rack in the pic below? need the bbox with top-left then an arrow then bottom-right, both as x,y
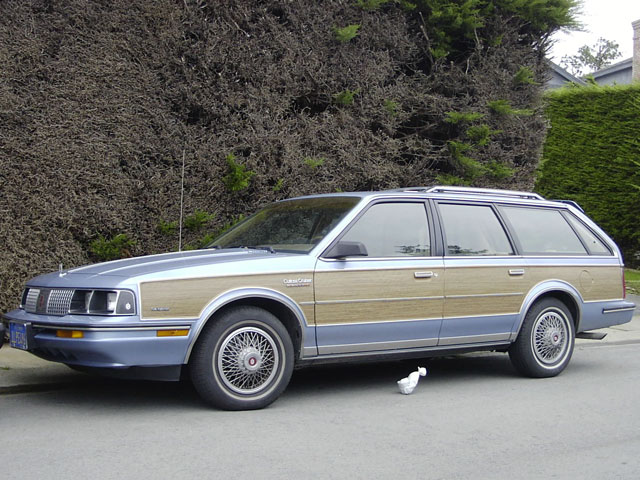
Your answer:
394,186 -> 545,200
551,199 -> 584,212
390,186 -> 431,193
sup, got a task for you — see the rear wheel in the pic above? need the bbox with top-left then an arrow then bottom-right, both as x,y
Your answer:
190,306 -> 294,410
509,298 -> 575,378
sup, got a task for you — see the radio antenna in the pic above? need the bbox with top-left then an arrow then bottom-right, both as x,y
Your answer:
178,148 -> 186,252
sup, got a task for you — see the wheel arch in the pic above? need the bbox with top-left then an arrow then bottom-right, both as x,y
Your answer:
184,288 -> 310,363
512,281 -> 582,341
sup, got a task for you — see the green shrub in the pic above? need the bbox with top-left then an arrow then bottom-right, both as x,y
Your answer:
272,178 -> 284,192
435,173 -> 470,186
303,156 -> 325,169
465,124 -> 500,146
536,84 -> 640,266
157,220 -> 178,235
356,0 -> 389,10
485,160 -> 514,180
223,153 -> 255,192
447,141 -> 484,179
410,0 -> 578,60
333,24 -> 360,43
89,234 -> 135,261
626,269 -> 640,294
184,209 -> 215,231
487,99 -> 533,116
333,89 -> 359,106
513,66 -> 537,86
383,99 -> 399,116
397,0 -> 417,10
445,111 -> 485,124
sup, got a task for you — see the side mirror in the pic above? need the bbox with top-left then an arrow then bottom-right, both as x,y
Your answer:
324,241 -> 368,259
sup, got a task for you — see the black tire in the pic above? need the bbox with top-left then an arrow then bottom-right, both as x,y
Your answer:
509,298 -> 575,378
189,306 -> 294,410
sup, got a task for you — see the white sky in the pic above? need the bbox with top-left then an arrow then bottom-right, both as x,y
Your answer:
549,0 -> 640,63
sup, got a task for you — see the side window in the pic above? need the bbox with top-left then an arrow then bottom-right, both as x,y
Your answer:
501,206 -> 587,255
565,214 -> 612,255
439,204 -> 513,256
340,203 -> 430,257
439,204 -> 513,255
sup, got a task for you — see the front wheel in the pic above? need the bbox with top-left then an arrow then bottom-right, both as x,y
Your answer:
190,306 -> 294,410
509,298 -> 575,378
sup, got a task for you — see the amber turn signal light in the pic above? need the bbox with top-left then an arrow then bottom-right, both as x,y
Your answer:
156,329 -> 189,337
56,330 -> 84,338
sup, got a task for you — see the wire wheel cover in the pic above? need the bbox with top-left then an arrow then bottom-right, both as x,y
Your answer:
217,326 -> 280,395
532,310 -> 569,365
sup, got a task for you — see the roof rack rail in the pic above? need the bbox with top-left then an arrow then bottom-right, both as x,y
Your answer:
424,186 -> 545,200
390,186 -> 431,193
551,199 -> 584,212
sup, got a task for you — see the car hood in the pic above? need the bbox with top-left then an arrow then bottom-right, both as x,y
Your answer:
27,249 -> 306,289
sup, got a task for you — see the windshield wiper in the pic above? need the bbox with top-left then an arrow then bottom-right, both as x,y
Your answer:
225,245 -> 276,254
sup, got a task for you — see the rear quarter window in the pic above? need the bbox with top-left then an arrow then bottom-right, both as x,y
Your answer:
565,214 -> 612,255
501,206 -> 587,255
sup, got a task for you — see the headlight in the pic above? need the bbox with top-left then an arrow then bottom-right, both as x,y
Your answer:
20,288 -> 137,316
71,290 -> 136,315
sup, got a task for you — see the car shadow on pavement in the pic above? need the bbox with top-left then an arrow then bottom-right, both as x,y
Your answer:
287,351 -> 518,394
12,351 -> 521,411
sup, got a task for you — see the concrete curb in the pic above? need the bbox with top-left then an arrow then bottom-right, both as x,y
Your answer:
0,382 -> 87,395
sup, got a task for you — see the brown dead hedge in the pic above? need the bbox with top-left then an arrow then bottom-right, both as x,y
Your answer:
0,0 -> 559,312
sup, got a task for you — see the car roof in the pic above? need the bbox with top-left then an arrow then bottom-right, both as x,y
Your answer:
285,186 -> 581,211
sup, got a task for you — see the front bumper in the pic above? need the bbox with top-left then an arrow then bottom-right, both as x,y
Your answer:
2,309 -> 195,369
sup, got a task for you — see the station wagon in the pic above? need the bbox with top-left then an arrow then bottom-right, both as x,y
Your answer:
3,186 -> 635,409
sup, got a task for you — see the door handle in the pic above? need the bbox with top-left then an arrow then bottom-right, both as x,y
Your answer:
509,269 -> 525,276
414,271 -> 435,279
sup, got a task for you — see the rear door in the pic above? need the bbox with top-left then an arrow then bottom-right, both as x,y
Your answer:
436,202 -> 525,346
314,201 -> 444,355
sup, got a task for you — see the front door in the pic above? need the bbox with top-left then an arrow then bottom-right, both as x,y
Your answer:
314,201 -> 444,355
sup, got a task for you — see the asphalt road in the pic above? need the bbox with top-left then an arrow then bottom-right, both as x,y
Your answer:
1,343 -> 639,479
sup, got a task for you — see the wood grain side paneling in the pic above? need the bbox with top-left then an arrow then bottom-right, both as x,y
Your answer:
443,264 -> 622,318
314,268 -> 444,302
140,272 -> 314,320
316,298 -> 443,325
314,267 -> 444,325
526,265 -> 622,302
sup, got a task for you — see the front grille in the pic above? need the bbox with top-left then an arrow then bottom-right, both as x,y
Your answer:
47,289 -> 75,316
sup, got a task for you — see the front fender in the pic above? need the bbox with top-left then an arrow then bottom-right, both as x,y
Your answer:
184,287 -> 313,362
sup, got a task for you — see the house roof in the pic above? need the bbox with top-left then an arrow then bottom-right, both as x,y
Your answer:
546,60 -> 587,86
591,58 -> 633,79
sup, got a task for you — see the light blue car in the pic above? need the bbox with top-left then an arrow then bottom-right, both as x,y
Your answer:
3,187 -> 635,409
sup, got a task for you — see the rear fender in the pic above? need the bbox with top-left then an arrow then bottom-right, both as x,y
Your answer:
510,281 -> 583,341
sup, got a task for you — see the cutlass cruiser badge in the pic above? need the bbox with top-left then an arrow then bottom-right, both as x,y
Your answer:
283,278 -> 312,287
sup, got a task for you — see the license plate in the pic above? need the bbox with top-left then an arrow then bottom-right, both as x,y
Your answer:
9,322 -> 28,350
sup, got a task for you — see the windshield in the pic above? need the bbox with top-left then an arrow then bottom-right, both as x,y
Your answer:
209,196 -> 361,253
